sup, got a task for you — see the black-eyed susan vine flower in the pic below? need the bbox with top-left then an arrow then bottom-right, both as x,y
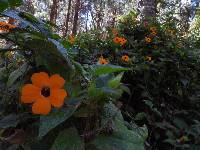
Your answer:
119,38 -> 127,46
21,72 -> 68,115
151,31 -> 157,36
99,56 -> 108,65
113,37 -> 127,46
150,27 -> 157,32
145,37 -> 152,43
121,55 -> 129,62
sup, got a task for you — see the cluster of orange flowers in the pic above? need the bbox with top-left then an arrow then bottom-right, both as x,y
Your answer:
113,37 -> 127,46
99,56 -> 108,65
145,26 -> 157,43
21,72 -> 68,115
0,21 -> 16,32
150,27 -> 157,36
112,28 -> 127,46
98,54 -> 130,65
96,28 -> 128,64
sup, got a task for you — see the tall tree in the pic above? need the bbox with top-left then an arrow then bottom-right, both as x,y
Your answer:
50,0 -> 59,24
63,0 -> 72,38
180,5 -> 191,32
137,0 -> 157,20
72,0 -> 81,35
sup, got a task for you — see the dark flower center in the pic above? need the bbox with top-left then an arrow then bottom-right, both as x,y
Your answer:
41,87 -> 50,97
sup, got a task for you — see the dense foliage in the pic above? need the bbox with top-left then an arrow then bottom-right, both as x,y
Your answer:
0,2 -> 147,150
0,1 -> 200,150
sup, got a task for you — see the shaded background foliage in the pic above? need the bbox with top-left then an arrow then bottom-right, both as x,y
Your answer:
0,0 -> 200,150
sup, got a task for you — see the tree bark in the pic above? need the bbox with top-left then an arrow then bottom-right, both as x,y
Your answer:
85,11 -> 89,32
137,0 -> 157,20
111,8 -> 117,28
180,6 -> 190,33
50,0 -> 59,24
72,0 -> 81,35
63,0 -> 72,38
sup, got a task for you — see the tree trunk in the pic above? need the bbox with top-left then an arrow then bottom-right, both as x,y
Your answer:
63,0 -> 72,38
72,0 -> 81,35
137,0 -> 157,20
85,12 -> 89,32
50,0 -> 59,24
180,6 -> 190,33
111,8 -> 117,28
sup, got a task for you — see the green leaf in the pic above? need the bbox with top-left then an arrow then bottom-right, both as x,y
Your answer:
52,34 -> 61,40
39,107 -> 77,138
173,118 -> 188,129
88,82 -> 104,101
0,0 -> 22,12
108,73 -> 123,88
8,0 -> 22,7
88,102 -> 147,150
6,63 -> 29,87
19,12 -> 39,23
101,87 -> 123,99
96,74 -> 113,88
51,127 -> 84,150
0,114 -> 19,129
0,0 -> 8,12
6,144 -> 19,150
72,60 -> 87,77
26,39 -> 72,78
134,113 -> 146,121
119,84 -> 131,96
91,64 -> 130,76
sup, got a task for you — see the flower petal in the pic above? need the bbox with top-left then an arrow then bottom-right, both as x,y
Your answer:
31,72 -> 50,88
50,89 -> 67,108
21,84 -> 41,103
49,74 -> 65,89
32,98 -> 51,115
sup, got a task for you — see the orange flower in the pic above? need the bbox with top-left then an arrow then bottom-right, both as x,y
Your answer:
150,27 -> 157,32
145,37 -> 151,43
151,31 -> 157,36
69,34 -> 75,44
113,37 -> 121,44
113,37 -> 127,46
112,28 -> 118,36
99,56 -> 108,65
0,21 -> 16,32
145,56 -> 152,61
121,55 -> 129,62
119,38 -> 127,46
21,72 -> 67,115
